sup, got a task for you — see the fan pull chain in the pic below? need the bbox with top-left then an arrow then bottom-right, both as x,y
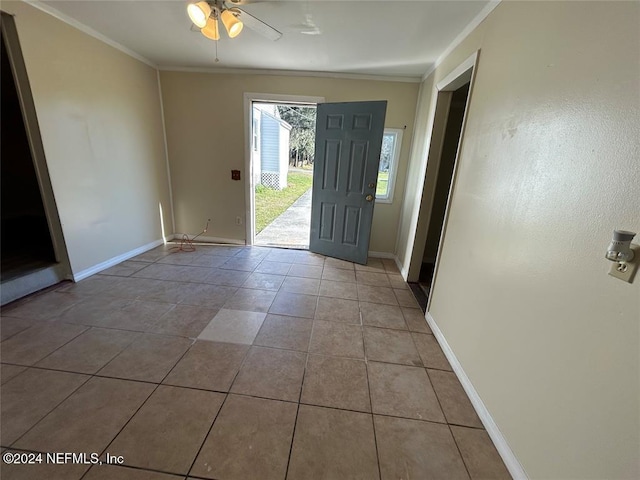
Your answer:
215,39 -> 219,63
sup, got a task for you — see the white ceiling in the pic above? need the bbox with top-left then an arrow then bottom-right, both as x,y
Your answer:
39,0 -> 492,79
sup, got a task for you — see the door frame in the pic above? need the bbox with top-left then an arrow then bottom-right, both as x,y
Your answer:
406,52 -> 479,310
243,92 -> 324,246
1,12 -> 72,302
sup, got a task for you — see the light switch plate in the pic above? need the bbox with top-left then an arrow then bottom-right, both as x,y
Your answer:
608,244 -> 639,283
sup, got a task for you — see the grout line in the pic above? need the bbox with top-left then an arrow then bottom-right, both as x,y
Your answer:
283,402 -> 301,479
0,399 -> 457,452
5,322 -> 91,370
0,446 -> 204,479
369,395 -> 384,480
0,324 -> 38,344
83,338 -> 199,479
283,348 -> 310,478
5,372 -> 93,450
216,341 -> 255,395
182,397 -> 228,479
3,332 -> 452,378
83,461 -> 195,479
6,361 -> 458,424
449,421 -> 474,478
2,245 -> 483,478
289,400 -> 447,426
61,265 -> 412,306
424,368 -> 474,479
184,341 -> 255,478
446,421 -> 486,431
362,322 -> 384,480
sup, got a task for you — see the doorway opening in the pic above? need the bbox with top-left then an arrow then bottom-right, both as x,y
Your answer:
418,82 -> 470,296
1,12 -> 71,304
249,100 -> 318,249
406,52 -> 478,308
1,34 -> 55,279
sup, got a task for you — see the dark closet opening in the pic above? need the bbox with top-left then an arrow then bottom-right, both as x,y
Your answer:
418,82 -> 470,297
1,34 -> 56,282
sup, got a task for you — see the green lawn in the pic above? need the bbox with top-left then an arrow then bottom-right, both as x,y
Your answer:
376,171 -> 389,197
255,172 -> 313,233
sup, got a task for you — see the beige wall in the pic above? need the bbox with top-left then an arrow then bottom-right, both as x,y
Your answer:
3,1 -> 172,275
159,71 -> 419,253
398,1 -> 640,478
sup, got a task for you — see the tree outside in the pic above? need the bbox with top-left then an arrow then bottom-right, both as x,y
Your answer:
379,134 -> 394,172
254,104 -> 317,237
376,133 -> 394,196
277,105 -> 316,168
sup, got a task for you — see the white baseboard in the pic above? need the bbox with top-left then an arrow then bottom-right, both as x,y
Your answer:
171,235 -> 245,246
368,251 -> 396,259
398,257 -> 409,279
72,238 -> 166,282
425,312 -> 528,480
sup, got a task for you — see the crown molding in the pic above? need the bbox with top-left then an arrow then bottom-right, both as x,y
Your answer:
422,0 -> 501,81
23,0 -> 499,85
159,65 -> 422,84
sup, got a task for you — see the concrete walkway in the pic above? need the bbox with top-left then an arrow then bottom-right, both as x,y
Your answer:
255,188 -> 312,248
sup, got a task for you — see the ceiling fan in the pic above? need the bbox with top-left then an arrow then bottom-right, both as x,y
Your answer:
187,0 -> 282,41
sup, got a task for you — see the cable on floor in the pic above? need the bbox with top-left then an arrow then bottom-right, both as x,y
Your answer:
170,219 -> 210,253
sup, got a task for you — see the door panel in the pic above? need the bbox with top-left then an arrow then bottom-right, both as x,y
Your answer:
347,141 -> 368,194
319,203 -> 336,241
309,101 -> 387,264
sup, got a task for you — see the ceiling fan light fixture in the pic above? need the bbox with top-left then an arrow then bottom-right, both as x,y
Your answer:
221,9 -> 243,38
187,1 -> 211,29
201,15 -> 220,40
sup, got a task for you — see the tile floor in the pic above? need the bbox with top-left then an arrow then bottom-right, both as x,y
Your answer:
0,244 -> 511,480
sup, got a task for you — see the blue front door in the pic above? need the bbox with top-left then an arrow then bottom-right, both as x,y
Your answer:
309,101 -> 387,264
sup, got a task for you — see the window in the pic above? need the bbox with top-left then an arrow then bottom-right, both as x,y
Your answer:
376,128 -> 403,203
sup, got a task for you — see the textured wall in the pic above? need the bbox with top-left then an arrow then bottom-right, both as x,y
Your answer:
397,1 -> 640,478
4,1 -> 172,275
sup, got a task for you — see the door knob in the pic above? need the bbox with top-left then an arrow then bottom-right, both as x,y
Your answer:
365,194 -> 374,202
368,182 -> 376,189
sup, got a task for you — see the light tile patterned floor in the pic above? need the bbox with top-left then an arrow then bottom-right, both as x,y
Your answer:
0,244 -> 511,480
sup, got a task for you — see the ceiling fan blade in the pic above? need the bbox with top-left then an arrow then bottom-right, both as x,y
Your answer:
235,7 -> 282,41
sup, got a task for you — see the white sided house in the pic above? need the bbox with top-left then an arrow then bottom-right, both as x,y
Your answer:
252,104 -> 292,190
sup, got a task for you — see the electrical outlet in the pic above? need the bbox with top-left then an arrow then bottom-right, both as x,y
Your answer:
236,216 -> 242,226
608,245 -> 639,283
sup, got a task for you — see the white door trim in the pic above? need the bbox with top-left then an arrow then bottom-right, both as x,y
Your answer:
437,52 -> 477,91
425,51 -> 479,313
243,92 -> 325,245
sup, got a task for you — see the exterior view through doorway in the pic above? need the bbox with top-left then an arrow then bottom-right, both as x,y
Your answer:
251,101 -> 318,249
245,95 -> 390,267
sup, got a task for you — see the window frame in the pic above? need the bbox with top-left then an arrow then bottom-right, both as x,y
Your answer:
252,114 -> 259,152
375,128 -> 403,204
